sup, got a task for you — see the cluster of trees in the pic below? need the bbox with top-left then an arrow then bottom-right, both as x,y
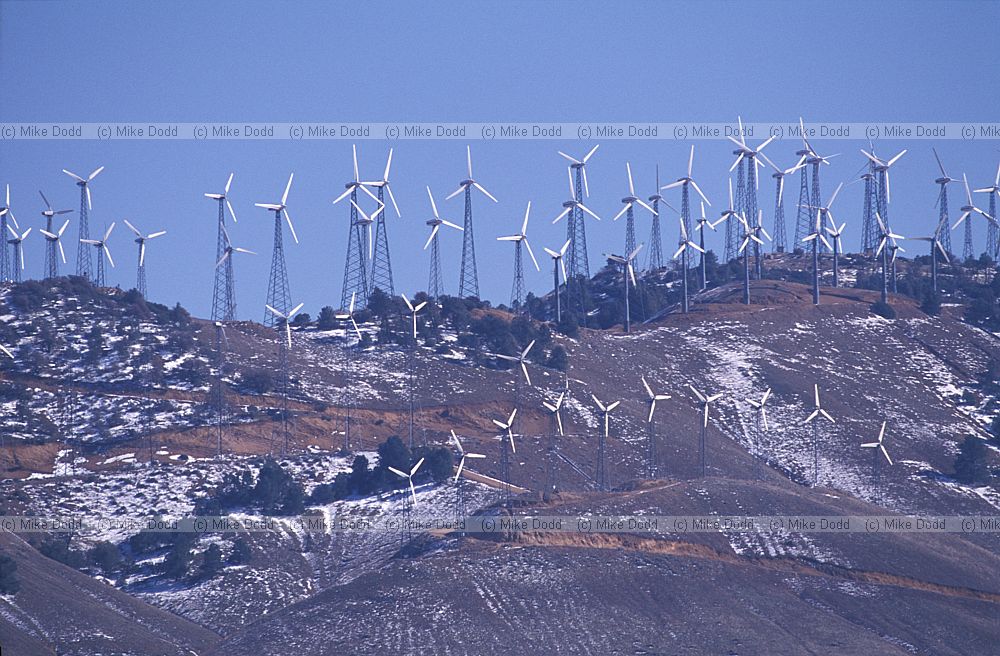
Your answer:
309,436 -> 452,504
197,458 -> 306,516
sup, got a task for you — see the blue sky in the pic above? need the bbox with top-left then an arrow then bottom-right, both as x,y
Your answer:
2,0 -> 999,319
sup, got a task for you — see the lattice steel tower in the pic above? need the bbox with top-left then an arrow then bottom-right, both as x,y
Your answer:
646,167 -> 668,271
861,168 -> 878,254
63,166 -> 104,280
0,186 -> 11,282
727,153 -> 746,262
370,181 -> 397,296
793,149 -> 813,248
770,169 -> 788,253
256,174 -> 296,327
557,146 -> 600,280
448,146 -> 498,299
206,174 -> 238,321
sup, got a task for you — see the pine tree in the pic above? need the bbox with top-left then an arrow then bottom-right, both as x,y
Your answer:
954,436 -> 991,485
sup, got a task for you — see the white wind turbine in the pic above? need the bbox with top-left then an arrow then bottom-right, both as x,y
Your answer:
266,302 -> 305,349
737,212 -> 767,305
495,339 -> 535,387
953,172 -> 996,243
80,223 -> 115,287
693,201 -> 715,289
39,219 -> 70,278
216,226 -> 256,270
255,173 -> 299,244
558,144 -> 600,198
542,390 -> 566,493
860,420 -> 893,502
911,216 -> 950,293
591,395 -> 620,491
544,239 -> 572,323
497,201 -> 541,309
63,165 -> 104,279
333,144 -> 382,205
37,190 -> 72,278
401,293 -> 428,448
334,291 -> 363,451
446,145 -> 499,203
350,199 -> 384,262
492,407 -> 519,506
204,172 -> 238,224
389,457 -> 426,506
746,388 -> 772,479
662,144 -> 711,244
612,163 -> 656,257
606,244 -> 643,333
123,219 -> 166,297
689,385 -> 723,477
361,147 -> 401,218
642,376 -> 671,478
803,384 -> 835,485
974,160 -> 1000,259
672,216 -> 703,314
451,430 -> 486,482
5,225 -> 31,282
423,186 -> 463,298
874,212 -> 905,303
553,166 -> 602,225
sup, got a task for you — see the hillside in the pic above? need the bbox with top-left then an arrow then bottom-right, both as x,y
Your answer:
0,273 -> 998,653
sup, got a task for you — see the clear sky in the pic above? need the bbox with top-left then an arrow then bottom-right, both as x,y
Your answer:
2,0 -> 999,319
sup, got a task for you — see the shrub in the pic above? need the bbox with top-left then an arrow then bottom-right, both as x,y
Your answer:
0,554 -> 19,594
242,369 -> 275,394
317,306 -> 338,330
547,345 -> 569,371
229,538 -> 251,565
954,436 -> 991,485
870,301 -> 896,320
199,543 -> 224,579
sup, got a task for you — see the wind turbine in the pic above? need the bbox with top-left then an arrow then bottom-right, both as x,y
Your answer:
591,395 -> 620,491
861,146 -> 906,247
606,244 -> 643,333
694,201 -> 715,289
402,293 -> 427,448
672,216 -> 703,314
974,160 -> 1000,259
543,239 -> 571,324
824,216 -> 847,288
0,186 -> 29,282
63,165 -> 104,280
860,421 -> 893,503
727,117 -> 774,269
802,199 -> 834,306
911,216 -> 950,294
767,156 -> 806,253
542,390 -> 566,493
645,166 -> 678,271
804,181 -> 844,290
557,144 -> 600,279
37,190 -> 72,282
874,212 -> 904,303
350,199 -> 383,268
39,219 -> 70,279
362,148 -> 400,295
214,225 -> 256,320
389,457 -> 426,506
80,223 -> 115,287
497,201 -> 540,310
122,220 -> 165,297
492,407 -> 518,506
952,173 -> 996,261
495,339 -> 535,387
642,376 -> 670,478
265,300 -> 304,455
803,384 -> 835,485
447,145 -> 498,299
5,225 -> 30,283
205,173 -> 238,321
612,163 -> 657,258
255,173 -> 298,327
423,186 -> 463,298
334,145 -> 382,310
930,148 -> 960,258
689,385 -> 722,477
746,388 -> 772,479
663,145 -> 711,250
797,117 -> 839,248
450,429 -> 485,521
335,292 -> 363,451
737,212 -> 766,305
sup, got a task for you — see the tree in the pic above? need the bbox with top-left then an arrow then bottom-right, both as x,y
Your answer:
199,543 -> 224,579
871,301 -> 896,320
229,538 -> 251,565
317,306 -> 338,330
0,554 -> 19,594
954,435 -> 991,485
291,313 -> 311,327
88,541 -> 123,576
162,540 -> 192,578
920,289 -> 941,316
547,345 -> 569,371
